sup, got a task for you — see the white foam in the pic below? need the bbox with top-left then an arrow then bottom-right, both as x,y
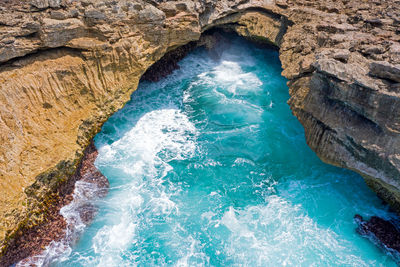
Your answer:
79,108 -> 198,266
175,236 -> 209,267
17,36 -> 391,267
18,108 -> 198,267
218,195 -> 371,266
97,109 -> 197,165
234,157 -> 256,166
192,60 -> 262,97
16,180 -> 102,267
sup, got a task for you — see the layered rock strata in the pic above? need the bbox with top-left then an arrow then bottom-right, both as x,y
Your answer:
0,0 -> 399,261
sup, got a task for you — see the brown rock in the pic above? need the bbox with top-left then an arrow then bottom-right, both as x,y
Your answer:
0,142 -> 108,266
333,50 -> 350,62
40,18 -> 85,48
355,214 -> 400,263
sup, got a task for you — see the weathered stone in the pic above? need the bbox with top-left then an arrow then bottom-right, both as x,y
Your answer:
49,0 -> 61,8
84,9 -> 107,23
370,61 -> 400,83
40,18 -> 85,47
333,50 -> 350,62
66,37 -> 110,50
275,0 -> 288,8
30,0 -> 49,9
50,11 -> 67,20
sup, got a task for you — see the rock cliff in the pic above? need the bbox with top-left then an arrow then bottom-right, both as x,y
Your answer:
0,0 -> 399,260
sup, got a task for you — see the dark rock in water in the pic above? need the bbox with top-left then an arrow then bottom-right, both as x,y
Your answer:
140,41 -> 197,82
355,214 -> 400,263
141,32 -> 226,82
76,203 -> 98,225
0,142 -> 109,267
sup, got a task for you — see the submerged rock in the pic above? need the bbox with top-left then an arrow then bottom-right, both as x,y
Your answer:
355,214 -> 400,263
0,142 -> 108,266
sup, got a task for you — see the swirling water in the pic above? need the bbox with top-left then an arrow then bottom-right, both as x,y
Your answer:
52,35 -> 397,266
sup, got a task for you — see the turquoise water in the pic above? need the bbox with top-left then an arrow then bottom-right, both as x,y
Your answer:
54,35 -> 396,266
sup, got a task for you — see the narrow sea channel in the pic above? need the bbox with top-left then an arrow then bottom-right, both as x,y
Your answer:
52,34 -> 396,266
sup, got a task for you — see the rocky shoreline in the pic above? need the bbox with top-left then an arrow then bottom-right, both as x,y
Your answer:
0,142 -> 108,266
3,32 -> 221,266
355,214 -> 400,264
